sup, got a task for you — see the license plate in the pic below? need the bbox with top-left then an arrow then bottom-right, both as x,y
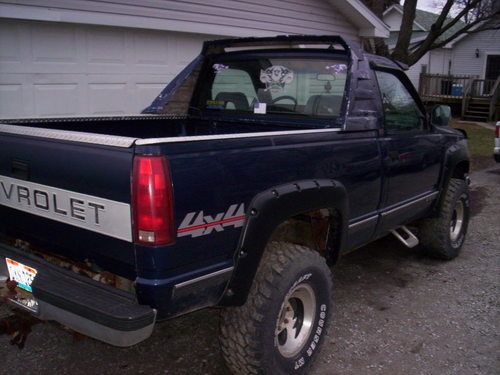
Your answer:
5,258 -> 38,292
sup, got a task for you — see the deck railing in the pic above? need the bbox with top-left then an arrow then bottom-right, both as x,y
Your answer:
469,78 -> 498,97
418,73 -> 477,101
487,77 -> 500,121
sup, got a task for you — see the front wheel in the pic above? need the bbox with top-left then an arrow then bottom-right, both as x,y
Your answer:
419,178 -> 470,260
219,242 -> 332,375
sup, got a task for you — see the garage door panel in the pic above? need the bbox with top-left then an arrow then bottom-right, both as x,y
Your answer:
87,28 -> 127,65
34,83 -> 80,116
133,31 -> 170,67
32,23 -> 78,64
88,83 -> 129,115
0,84 -> 24,117
0,21 -> 22,63
0,19 -> 219,117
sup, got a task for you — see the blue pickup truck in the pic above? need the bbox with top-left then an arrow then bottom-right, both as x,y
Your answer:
0,36 -> 470,375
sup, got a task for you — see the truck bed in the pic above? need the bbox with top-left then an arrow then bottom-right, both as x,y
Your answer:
0,115 -> 321,141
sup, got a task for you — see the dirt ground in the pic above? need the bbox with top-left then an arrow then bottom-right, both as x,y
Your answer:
1,165 -> 499,375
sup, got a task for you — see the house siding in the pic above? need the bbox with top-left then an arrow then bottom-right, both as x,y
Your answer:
0,0 -> 361,40
406,52 -> 430,89
451,29 -> 500,77
384,8 -> 421,31
429,48 -> 452,74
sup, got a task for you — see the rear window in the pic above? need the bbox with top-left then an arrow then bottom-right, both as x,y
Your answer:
196,54 -> 349,118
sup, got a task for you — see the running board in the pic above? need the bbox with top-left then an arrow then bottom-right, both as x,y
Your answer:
390,226 -> 419,248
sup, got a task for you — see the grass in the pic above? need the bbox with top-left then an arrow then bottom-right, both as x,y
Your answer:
451,120 -> 495,170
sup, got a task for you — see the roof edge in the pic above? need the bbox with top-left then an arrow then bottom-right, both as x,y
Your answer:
383,4 -> 427,32
329,0 -> 390,38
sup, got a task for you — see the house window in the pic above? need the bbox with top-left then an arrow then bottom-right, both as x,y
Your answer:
420,64 -> 428,74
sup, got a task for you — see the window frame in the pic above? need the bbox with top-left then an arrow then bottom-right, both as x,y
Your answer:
373,66 -> 429,135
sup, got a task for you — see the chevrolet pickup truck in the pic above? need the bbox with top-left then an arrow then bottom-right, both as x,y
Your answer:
0,36 -> 470,375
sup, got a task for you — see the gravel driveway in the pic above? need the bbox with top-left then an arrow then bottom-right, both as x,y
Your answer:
1,166 -> 499,375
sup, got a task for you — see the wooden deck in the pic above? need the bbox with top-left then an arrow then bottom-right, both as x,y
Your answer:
419,94 -> 464,103
418,74 -> 500,121
418,73 -> 473,103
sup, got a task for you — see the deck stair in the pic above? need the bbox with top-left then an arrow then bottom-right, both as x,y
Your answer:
463,98 -> 491,121
462,76 -> 500,122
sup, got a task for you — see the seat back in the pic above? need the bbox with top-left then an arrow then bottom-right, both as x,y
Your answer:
304,95 -> 343,116
214,92 -> 249,111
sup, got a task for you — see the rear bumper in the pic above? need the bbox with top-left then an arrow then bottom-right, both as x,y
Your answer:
0,243 -> 156,347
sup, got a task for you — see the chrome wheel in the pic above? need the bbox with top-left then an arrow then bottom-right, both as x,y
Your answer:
450,199 -> 465,242
275,283 -> 316,358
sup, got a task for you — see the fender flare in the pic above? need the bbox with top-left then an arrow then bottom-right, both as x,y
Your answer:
219,179 -> 348,306
436,139 -> 470,206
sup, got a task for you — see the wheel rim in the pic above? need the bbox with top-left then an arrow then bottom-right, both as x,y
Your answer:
450,199 -> 465,242
275,283 -> 316,358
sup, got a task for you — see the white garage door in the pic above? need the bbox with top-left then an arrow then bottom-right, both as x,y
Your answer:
0,19 -> 217,118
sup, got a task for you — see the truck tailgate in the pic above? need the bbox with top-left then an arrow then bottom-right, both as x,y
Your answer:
0,129 -> 136,279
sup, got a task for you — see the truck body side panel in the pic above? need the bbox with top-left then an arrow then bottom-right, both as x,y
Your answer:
133,130 -> 382,314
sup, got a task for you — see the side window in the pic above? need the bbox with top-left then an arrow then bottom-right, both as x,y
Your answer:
375,71 -> 423,133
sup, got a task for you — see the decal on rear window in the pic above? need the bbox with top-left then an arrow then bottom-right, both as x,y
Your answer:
260,66 -> 294,93
213,63 -> 229,73
325,63 -> 347,74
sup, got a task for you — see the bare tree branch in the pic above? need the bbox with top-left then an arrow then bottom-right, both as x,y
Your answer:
406,0 -> 483,64
428,19 -> 482,49
363,0 -> 499,66
429,8 -> 500,50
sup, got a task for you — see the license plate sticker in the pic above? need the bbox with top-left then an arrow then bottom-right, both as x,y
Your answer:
5,258 -> 38,292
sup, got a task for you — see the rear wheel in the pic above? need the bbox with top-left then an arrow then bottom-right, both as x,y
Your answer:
219,242 -> 332,375
419,178 -> 470,260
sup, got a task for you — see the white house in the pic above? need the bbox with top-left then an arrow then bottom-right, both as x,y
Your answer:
383,4 -> 500,89
0,0 -> 388,118
447,29 -> 500,81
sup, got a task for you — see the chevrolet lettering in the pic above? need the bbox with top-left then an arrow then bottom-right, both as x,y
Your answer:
0,175 -> 132,242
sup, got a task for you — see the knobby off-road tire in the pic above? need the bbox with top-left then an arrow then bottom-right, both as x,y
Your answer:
419,178 -> 470,260
219,242 -> 332,375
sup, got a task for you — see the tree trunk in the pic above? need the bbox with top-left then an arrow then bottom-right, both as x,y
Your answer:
362,0 -> 390,57
392,0 -> 418,63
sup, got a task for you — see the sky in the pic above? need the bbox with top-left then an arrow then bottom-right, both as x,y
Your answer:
417,0 -> 438,12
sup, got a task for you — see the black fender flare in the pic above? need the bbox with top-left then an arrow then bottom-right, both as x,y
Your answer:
219,179 -> 348,306
436,139 -> 470,206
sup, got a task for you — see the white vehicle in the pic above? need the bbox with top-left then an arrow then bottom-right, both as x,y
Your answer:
495,122 -> 500,163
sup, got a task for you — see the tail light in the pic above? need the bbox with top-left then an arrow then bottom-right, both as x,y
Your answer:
496,122 -> 500,138
132,155 -> 174,246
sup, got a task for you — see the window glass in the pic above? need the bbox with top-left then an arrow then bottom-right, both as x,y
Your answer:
212,69 -> 257,110
375,71 -> 423,133
200,56 -> 348,119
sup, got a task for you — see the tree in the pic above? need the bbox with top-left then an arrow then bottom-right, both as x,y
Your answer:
361,0 -> 399,56
363,0 -> 500,66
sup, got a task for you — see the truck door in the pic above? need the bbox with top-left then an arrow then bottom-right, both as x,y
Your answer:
374,69 -> 445,230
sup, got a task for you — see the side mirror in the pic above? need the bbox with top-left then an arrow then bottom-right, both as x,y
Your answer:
431,104 -> 451,127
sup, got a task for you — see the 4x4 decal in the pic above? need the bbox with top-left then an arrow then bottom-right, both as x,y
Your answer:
177,203 -> 245,238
